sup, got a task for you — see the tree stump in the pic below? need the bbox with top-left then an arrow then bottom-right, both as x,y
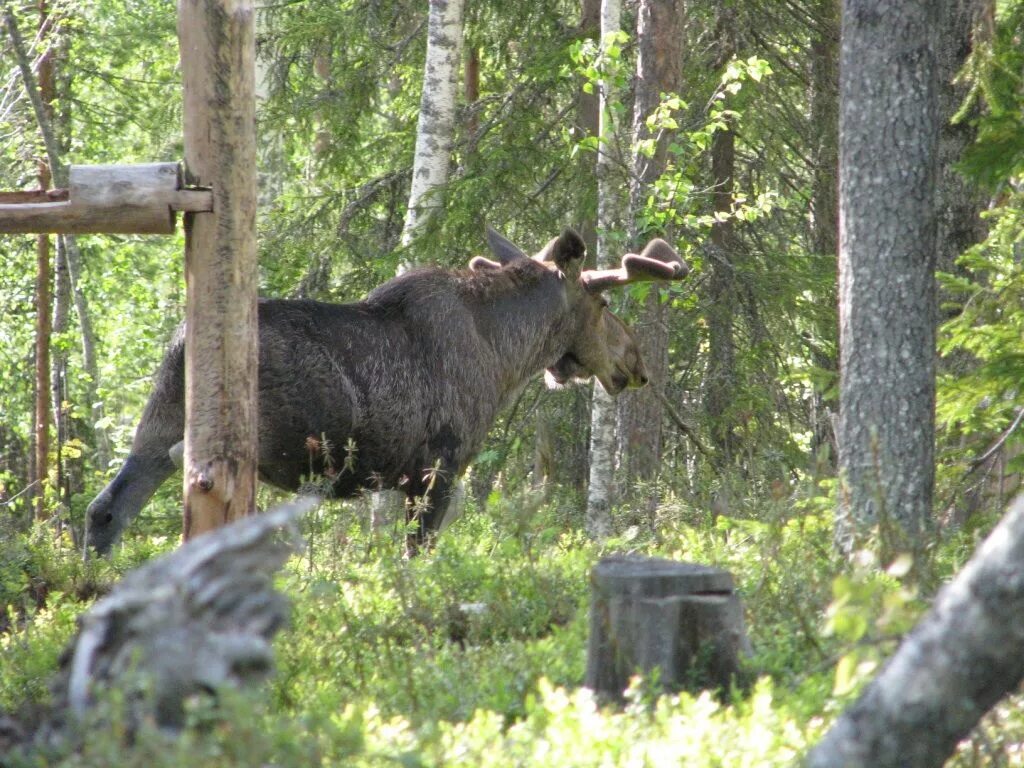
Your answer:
585,555 -> 752,699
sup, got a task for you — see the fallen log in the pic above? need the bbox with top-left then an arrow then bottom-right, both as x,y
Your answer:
1,497 -> 314,757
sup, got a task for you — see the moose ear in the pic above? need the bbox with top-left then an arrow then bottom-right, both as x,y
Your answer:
485,226 -> 529,265
536,229 -> 586,280
469,255 -> 503,272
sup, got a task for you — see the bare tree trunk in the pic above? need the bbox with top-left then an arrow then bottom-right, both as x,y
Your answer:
585,0 -> 624,540
51,235 -> 70,519
34,195 -> 52,520
836,0 -> 940,554
179,0 -> 259,539
464,44 -> 479,138
806,494 -> 1024,768
620,0 -> 684,495
704,5 -> 739,470
935,0 -> 985,286
33,0 -> 55,519
400,0 -> 464,248
380,0 -> 464,532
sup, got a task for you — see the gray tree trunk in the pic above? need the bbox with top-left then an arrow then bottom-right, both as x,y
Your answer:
585,555 -> 751,700
703,4 -> 739,469
935,0 -> 986,285
381,0 -> 464,531
836,0 -> 941,554
807,0 -> 839,472
619,0 -> 684,493
806,495 -> 1024,768
585,0 -> 624,540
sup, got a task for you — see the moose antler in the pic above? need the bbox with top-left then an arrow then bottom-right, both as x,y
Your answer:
581,239 -> 689,291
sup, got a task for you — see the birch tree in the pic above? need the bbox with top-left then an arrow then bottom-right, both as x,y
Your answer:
836,0 -> 940,554
380,0 -> 463,532
585,0 -> 624,540
400,0 -> 464,248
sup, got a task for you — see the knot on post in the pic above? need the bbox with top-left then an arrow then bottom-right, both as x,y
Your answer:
191,468 -> 215,493
585,555 -> 752,700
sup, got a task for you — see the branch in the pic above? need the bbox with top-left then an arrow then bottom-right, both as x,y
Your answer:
966,406 -> 1024,475
649,383 -> 713,461
1,0 -> 65,185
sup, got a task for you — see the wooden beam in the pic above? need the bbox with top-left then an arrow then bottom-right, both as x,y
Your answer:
0,163 -> 213,234
178,0 -> 258,540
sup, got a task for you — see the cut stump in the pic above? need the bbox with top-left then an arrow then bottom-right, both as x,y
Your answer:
585,555 -> 751,699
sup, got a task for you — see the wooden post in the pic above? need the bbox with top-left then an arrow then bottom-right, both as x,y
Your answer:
585,555 -> 752,699
178,0 -> 259,539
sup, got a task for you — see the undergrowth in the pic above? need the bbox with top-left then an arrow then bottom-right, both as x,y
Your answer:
0,482 -> 1005,766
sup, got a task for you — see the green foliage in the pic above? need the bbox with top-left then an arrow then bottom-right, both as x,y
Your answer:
0,488 -> 840,766
934,0 -> 1024,520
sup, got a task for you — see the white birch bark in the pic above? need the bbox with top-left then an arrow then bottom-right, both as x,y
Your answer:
400,0 -> 464,248
585,0 -> 623,540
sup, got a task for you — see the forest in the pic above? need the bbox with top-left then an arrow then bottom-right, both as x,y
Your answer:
1,0 -> 1024,764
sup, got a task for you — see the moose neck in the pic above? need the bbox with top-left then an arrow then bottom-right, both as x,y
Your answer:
464,265 -> 574,403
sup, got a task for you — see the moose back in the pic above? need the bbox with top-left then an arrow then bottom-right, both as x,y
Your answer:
86,228 -> 688,553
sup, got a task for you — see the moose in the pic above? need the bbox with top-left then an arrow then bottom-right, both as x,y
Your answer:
86,228 -> 688,554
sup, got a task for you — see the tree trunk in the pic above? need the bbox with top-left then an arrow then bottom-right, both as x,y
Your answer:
51,236 -> 70,518
464,44 -> 479,138
810,0 -> 839,262
179,0 -> 260,539
2,0 -> 110,476
32,0 -> 55,519
585,0 -> 624,540
64,235 -> 111,471
935,0 -> 985,286
400,0 -> 464,248
806,494 -> 1024,768
703,5 -> 739,470
807,0 -> 840,472
620,0 -> 684,493
836,0 -> 940,555
34,206 -> 52,520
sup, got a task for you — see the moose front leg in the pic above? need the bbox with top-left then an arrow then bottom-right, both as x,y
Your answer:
404,464 -> 456,555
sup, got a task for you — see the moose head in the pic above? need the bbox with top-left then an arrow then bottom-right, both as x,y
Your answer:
472,227 -> 689,395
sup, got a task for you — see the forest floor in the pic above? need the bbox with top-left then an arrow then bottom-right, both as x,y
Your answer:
0,482 -> 1018,766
